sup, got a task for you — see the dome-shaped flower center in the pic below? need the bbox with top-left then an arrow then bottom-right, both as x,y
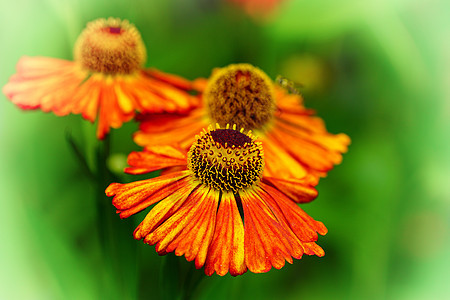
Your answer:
204,63 -> 276,131
187,125 -> 264,193
74,18 -> 146,75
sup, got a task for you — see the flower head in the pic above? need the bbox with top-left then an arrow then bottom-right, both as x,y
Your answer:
74,18 -> 146,74
3,18 -> 198,139
135,63 -> 350,201
205,64 -> 275,131
106,125 -> 326,276
188,125 -> 264,192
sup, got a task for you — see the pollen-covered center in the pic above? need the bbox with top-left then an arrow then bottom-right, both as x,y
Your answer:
74,18 -> 146,74
204,63 -> 276,131
188,125 -> 264,193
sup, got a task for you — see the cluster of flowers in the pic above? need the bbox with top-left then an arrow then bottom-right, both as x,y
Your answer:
3,18 -> 350,276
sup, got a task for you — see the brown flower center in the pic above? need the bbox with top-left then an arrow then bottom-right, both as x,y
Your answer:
204,63 -> 276,131
187,125 -> 264,193
74,18 -> 146,75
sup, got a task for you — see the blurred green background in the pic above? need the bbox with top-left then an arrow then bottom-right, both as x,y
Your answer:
1,0 -> 449,299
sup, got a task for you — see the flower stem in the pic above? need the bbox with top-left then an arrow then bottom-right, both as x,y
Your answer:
69,122 -> 138,299
160,254 -> 205,300
181,263 -> 205,300
94,134 -> 138,299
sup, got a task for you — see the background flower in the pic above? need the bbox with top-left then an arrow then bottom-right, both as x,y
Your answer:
0,0 -> 449,299
134,63 -> 350,199
3,17 -> 198,139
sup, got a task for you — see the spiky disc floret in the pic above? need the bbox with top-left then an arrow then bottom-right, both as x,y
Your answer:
204,63 -> 276,131
74,17 -> 146,74
187,124 -> 264,193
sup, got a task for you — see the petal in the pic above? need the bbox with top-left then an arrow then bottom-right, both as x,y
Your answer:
125,145 -> 187,175
205,191 -> 246,276
144,77 -> 194,111
95,77 -> 133,139
145,68 -> 193,91
240,189 -> 303,273
106,171 -> 190,219
134,108 -> 208,149
124,70 -> 199,114
302,242 -> 325,257
4,57 -> 201,140
274,88 -> 307,112
263,176 -> 318,203
3,57 -> 87,114
273,90 -> 351,174
270,121 -> 347,172
191,78 -> 208,92
261,136 -> 308,179
14,56 -> 75,77
134,178 -> 198,240
114,83 -> 135,114
258,182 -> 328,241
70,77 -> 101,120
147,186 -> 219,267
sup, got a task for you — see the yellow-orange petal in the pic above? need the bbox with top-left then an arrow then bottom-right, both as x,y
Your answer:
145,68 -> 193,91
70,76 -> 101,121
125,145 -> 187,175
270,120 -> 348,172
191,77 -> 208,91
134,108 -> 207,149
205,192 -> 246,276
270,128 -> 338,170
259,182 -> 328,241
240,189 -> 303,273
96,79 -> 133,139
167,186 -> 219,268
261,134 -> 309,179
146,186 -> 218,265
4,56 -> 200,140
301,242 -> 325,257
274,88 -> 307,112
3,57 -> 86,113
263,176 -> 318,203
134,179 -> 197,240
252,184 -> 326,258
160,165 -> 188,176
106,170 -> 190,218
144,187 -> 203,248
114,83 -> 136,113
129,71 -> 199,113
277,115 -> 350,152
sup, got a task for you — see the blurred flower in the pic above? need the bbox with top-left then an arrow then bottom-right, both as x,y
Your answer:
228,0 -> 285,20
106,125 -> 326,276
134,63 -> 350,201
3,18 -> 198,139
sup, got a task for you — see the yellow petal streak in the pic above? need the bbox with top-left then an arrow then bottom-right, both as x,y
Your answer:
205,191 -> 246,276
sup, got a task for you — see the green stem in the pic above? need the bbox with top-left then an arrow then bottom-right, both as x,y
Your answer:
160,254 -> 182,300
181,263 -> 205,300
159,253 -> 205,300
65,129 -> 94,180
95,134 -> 138,300
68,122 -> 138,299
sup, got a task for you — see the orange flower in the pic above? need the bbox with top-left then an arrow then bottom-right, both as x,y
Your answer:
3,18 -> 198,139
134,63 -> 350,202
228,0 -> 285,19
106,125 -> 327,276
